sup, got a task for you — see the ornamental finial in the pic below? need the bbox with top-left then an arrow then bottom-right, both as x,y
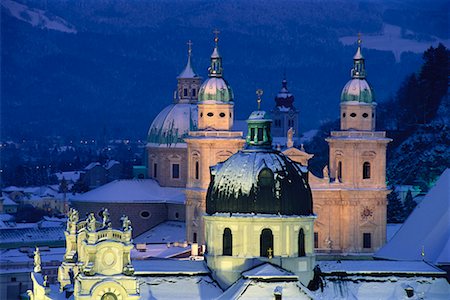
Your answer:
213,29 -> 220,44
256,89 -> 263,110
34,247 -> 41,273
187,40 -> 193,57
358,32 -> 362,45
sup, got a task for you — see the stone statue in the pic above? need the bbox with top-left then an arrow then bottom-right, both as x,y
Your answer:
34,247 -> 41,273
67,208 -> 79,231
323,165 -> 329,179
287,127 -> 294,148
43,275 -> 49,287
102,208 -> 111,228
87,213 -> 96,232
121,215 -> 131,231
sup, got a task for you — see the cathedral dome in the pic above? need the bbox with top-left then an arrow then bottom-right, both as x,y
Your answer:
206,149 -> 313,215
340,78 -> 374,103
198,77 -> 234,103
206,102 -> 313,216
147,103 -> 197,146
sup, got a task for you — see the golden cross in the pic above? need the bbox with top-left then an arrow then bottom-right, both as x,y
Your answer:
267,247 -> 273,259
213,29 -> 220,44
256,89 -> 263,110
187,40 -> 193,56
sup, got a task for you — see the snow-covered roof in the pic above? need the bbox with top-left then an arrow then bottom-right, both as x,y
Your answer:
374,169 -> 450,265
133,258 -> 208,275
134,221 -> 186,244
84,162 -> 101,170
139,274 -> 222,299
242,263 -> 298,279
104,160 -> 120,170
70,179 -> 185,204
54,171 -> 83,182
1,195 -> 18,206
0,225 -> 65,248
318,260 -> 445,275
219,278 -> 312,300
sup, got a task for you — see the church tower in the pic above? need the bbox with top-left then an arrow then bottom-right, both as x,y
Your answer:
204,96 -> 315,288
322,38 -> 391,252
185,32 -> 245,244
271,76 -> 300,142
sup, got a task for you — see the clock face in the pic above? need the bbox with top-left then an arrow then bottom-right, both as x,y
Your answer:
96,288 -> 122,300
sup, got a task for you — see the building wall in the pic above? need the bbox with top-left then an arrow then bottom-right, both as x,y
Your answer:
71,202 -> 168,237
147,147 -> 188,188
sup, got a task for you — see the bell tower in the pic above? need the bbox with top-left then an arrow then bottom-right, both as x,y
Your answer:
185,31 -> 245,245
324,37 -> 392,252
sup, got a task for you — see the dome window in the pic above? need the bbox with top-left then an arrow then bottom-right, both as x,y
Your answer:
342,113 -> 346,118
362,113 -> 369,118
200,112 -> 203,118
183,88 -> 188,97
219,112 -> 226,118
207,112 -> 214,117
350,113 -> 357,118
260,228 -> 274,257
140,211 -> 151,219
223,228 -> 232,256
230,113 -> 232,118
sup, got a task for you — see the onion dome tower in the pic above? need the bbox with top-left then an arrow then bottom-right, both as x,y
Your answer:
197,31 -> 234,130
324,37 -> 391,253
340,37 -> 376,131
204,92 -> 315,289
271,75 -> 300,142
146,41 -> 202,187
185,31 -> 245,245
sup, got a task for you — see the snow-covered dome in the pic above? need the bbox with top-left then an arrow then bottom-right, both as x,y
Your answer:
206,150 -> 313,215
340,78 -> 374,103
206,107 -> 313,216
147,103 -> 197,146
198,77 -> 234,103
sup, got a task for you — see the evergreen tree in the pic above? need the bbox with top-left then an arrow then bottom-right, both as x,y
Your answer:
387,188 -> 405,223
418,43 -> 449,124
403,189 -> 417,219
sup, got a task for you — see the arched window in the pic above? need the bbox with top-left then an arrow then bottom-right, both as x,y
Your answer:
183,88 -> 188,97
193,232 -> 197,243
260,228 -> 274,257
337,161 -> 342,180
363,162 -> 371,179
298,228 -> 306,257
192,89 -> 196,97
223,228 -> 232,256
195,161 -> 199,180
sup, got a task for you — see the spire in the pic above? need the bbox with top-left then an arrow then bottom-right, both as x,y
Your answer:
351,34 -> 366,79
208,29 -> 223,77
256,89 -> 263,110
178,40 -> 197,78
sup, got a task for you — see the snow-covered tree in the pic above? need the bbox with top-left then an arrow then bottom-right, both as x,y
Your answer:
403,189 -> 417,219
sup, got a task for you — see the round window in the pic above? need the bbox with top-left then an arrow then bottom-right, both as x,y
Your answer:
140,211 -> 151,219
219,112 -> 226,118
350,113 -> 357,118
200,112 -> 203,118
362,113 -> 368,118
207,112 -> 214,117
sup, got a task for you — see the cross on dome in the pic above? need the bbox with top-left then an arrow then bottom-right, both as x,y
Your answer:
256,89 -> 263,110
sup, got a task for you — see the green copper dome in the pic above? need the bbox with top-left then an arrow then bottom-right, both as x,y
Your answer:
206,107 -> 313,216
341,38 -> 375,103
198,35 -> 234,103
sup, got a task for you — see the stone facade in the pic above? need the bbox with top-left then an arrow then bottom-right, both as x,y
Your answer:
147,147 -> 188,188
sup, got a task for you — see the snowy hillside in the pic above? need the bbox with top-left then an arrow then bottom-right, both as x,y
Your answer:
1,0 -> 76,33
